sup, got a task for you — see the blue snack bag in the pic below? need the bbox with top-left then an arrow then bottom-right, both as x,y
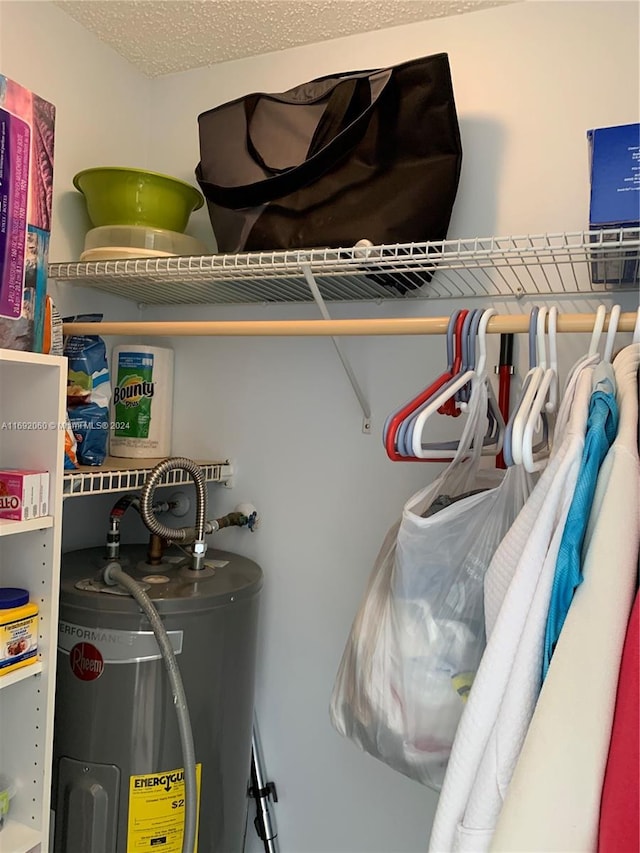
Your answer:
63,314 -> 111,465
68,402 -> 109,466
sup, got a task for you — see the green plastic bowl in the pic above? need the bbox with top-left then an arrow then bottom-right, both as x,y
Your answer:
73,167 -> 205,233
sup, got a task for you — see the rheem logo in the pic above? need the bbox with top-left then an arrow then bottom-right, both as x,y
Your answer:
70,642 -> 104,681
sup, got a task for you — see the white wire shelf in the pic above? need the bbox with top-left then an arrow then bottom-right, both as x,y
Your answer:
48,228 -> 639,304
63,458 -> 233,498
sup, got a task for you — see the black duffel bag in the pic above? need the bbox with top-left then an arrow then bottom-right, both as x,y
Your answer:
195,53 -> 462,287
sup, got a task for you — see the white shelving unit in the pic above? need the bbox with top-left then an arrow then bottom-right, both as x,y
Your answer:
48,228 -> 640,303
0,348 -> 231,853
0,350 -> 65,853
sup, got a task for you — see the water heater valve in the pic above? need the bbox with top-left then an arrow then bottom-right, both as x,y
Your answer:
206,504 -> 259,534
235,503 -> 260,531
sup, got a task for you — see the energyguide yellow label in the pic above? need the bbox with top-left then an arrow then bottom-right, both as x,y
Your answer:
127,763 -> 202,852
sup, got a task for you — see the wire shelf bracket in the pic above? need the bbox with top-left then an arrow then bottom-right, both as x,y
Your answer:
300,262 -> 371,433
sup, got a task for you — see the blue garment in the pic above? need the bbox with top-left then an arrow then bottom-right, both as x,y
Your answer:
542,386 -> 619,679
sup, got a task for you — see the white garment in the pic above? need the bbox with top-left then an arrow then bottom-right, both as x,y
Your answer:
491,343 -> 640,853
428,360 -> 595,853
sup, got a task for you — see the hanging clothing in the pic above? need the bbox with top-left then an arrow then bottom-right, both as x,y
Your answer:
598,590 -> 640,852
542,374 -> 619,678
428,358 -> 596,853
491,343 -> 640,853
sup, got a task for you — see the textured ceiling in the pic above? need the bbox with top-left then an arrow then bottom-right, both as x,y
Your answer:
55,0 -> 515,77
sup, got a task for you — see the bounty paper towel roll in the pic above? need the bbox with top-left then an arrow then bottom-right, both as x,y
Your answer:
110,345 -> 174,458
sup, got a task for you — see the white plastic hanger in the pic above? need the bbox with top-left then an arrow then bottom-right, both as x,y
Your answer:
590,304 -> 621,394
561,303 -> 607,395
510,307 -> 549,466
475,307 -> 494,377
502,308 -> 540,467
589,304 -> 608,356
521,307 -> 559,472
603,303 -> 621,363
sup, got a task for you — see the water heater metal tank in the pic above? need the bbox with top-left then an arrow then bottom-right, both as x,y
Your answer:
52,543 -> 262,853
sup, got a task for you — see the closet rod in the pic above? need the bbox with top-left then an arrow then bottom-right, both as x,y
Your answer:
62,312 -> 637,338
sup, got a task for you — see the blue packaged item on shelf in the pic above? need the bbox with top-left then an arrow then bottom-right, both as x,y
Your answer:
587,123 -> 639,287
588,123 -> 640,226
67,402 -> 109,466
63,314 -> 111,466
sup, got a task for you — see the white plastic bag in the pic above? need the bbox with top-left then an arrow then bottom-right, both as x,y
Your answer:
330,379 -> 532,790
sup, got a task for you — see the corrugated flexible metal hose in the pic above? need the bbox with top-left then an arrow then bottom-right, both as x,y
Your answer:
140,458 -> 208,569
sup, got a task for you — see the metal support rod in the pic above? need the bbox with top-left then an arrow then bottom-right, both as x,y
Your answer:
62,312 -> 638,339
300,263 -> 371,426
249,715 -> 279,853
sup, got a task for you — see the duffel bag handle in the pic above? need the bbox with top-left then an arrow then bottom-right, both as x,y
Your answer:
243,76 -> 372,175
196,69 -> 392,210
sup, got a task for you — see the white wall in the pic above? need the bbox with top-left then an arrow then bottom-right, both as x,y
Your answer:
2,2 -> 639,853
143,5 -> 639,852
148,0 -> 640,245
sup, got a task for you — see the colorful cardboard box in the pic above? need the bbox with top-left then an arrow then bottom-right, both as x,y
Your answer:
0,469 -> 50,520
0,75 -> 55,352
0,469 -> 38,520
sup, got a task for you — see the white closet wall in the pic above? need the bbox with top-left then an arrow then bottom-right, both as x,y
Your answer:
144,8 -> 639,850
148,1 -> 640,244
0,2 -> 638,852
